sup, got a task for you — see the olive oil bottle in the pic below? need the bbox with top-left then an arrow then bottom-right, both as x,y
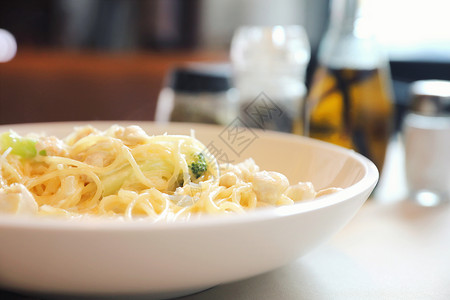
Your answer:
303,0 -> 394,173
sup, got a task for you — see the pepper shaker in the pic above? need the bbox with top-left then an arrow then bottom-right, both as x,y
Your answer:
155,64 -> 238,126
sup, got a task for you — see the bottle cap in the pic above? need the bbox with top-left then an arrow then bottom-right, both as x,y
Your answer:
410,80 -> 450,116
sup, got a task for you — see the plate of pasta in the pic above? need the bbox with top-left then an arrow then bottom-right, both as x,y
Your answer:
0,121 -> 378,298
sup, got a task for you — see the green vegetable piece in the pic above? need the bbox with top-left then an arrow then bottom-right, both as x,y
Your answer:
0,132 -> 37,158
39,150 -> 47,156
101,165 -> 132,196
101,159 -> 174,196
189,153 -> 208,179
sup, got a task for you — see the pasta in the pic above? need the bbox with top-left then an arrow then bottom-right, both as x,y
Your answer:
0,125 -> 340,221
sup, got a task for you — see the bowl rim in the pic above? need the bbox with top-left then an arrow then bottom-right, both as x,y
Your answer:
0,121 -> 379,232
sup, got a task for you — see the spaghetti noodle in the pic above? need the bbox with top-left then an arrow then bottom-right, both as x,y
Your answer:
0,125 -> 340,220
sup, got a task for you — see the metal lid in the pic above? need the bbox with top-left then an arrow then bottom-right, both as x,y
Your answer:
410,80 -> 450,116
168,64 -> 232,94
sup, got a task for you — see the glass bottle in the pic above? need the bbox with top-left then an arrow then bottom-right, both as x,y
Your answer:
231,25 -> 310,133
303,0 -> 394,173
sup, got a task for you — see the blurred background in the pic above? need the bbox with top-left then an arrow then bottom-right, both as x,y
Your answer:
0,0 -> 449,127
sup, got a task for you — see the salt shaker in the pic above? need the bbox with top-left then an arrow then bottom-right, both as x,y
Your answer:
403,80 -> 450,206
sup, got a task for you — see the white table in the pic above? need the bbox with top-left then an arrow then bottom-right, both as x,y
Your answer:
180,199 -> 450,300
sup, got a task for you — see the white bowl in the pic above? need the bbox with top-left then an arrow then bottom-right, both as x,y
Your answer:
0,121 -> 378,299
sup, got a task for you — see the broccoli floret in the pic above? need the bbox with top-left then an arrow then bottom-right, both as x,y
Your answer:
189,153 -> 208,179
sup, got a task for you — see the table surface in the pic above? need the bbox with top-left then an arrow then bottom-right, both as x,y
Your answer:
1,138 -> 449,300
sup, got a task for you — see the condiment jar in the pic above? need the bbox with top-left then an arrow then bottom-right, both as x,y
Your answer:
403,80 -> 450,206
230,25 -> 310,133
155,64 -> 238,125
